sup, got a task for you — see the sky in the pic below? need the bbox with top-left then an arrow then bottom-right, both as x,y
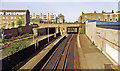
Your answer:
0,0 -> 119,22
1,0 -> 120,2
1,2 -> 118,22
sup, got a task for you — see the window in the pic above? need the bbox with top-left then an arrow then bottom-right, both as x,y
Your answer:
91,15 -> 93,17
15,21 -> 16,23
105,15 -> 107,17
4,12 -> 6,15
3,21 -> 5,23
3,17 -> 5,19
98,16 -> 100,18
116,19 -> 118,21
15,17 -> 16,19
110,19 -> 112,21
19,17 -> 21,19
7,21 -> 8,23
11,17 -> 13,19
105,19 -> 107,21
6,17 -> 8,19
110,15 -> 112,18
11,21 -> 13,23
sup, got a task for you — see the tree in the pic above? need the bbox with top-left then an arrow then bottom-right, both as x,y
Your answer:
18,27 -> 22,32
3,23 -> 7,29
17,16 -> 24,26
17,19 -> 23,26
118,18 -> 120,22
11,22 -> 15,28
2,32 -> 6,39
63,18 -> 65,23
47,20 -> 51,23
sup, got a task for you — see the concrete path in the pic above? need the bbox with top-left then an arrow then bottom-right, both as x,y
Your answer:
77,34 -> 112,69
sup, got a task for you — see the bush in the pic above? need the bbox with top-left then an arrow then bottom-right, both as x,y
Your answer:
22,34 -> 33,37
80,28 -> 85,34
2,40 -> 31,56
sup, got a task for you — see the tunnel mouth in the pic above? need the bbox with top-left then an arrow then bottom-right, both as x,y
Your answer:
67,27 -> 79,34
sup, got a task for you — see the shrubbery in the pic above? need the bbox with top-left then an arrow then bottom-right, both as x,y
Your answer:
2,40 -> 31,56
80,28 -> 85,34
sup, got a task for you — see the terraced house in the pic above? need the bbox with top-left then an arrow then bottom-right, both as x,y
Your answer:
78,10 -> 120,24
0,10 -> 30,29
30,13 -> 56,23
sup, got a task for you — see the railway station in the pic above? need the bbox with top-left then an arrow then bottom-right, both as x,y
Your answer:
1,2 -> 120,71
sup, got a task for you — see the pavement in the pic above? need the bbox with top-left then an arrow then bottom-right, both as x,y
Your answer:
77,34 -> 112,69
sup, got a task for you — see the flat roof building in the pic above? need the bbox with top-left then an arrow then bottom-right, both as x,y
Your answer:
30,13 -> 56,23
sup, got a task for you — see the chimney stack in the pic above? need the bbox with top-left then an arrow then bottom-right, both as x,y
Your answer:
48,13 -> 49,20
102,10 -> 105,13
94,11 -> 96,13
112,10 -> 114,13
82,12 -> 84,14
41,13 -> 42,19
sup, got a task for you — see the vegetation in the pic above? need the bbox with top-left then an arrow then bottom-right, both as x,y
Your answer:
17,15 -> 24,26
2,33 -> 33,44
2,33 -> 33,57
11,22 -> 15,28
80,28 -> 85,34
47,20 -> 52,23
118,18 -> 120,22
17,19 -> 23,26
18,27 -> 22,32
2,40 -> 31,57
63,19 -> 65,23
3,23 -> 7,29
22,33 -> 33,37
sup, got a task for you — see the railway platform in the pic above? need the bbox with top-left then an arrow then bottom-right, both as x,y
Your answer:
19,34 -> 66,70
77,34 -> 112,69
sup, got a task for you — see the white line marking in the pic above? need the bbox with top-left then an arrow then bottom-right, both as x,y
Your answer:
77,34 -> 81,48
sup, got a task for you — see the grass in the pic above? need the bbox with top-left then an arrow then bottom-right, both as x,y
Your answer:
2,34 -> 33,47
2,40 -> 31,57
1,34 -> 53,58
2,34 -> 34,57
80,28 -> 85,34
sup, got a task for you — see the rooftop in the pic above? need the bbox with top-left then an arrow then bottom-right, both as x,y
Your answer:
88,19 -> 120,30
0,10 -> 28,12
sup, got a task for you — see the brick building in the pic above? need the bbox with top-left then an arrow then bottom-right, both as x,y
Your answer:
0,10 -> 30,29
30,13 -> 56,23
78,10 -> 120,24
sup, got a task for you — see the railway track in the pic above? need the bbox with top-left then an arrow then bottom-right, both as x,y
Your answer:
41,34 -> 77,71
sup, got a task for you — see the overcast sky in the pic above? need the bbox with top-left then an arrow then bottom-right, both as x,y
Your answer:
1,0 -> 120,2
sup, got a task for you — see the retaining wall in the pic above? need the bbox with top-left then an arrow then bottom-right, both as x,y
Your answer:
86,21 -> 120,65
1,33 -> 61,70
